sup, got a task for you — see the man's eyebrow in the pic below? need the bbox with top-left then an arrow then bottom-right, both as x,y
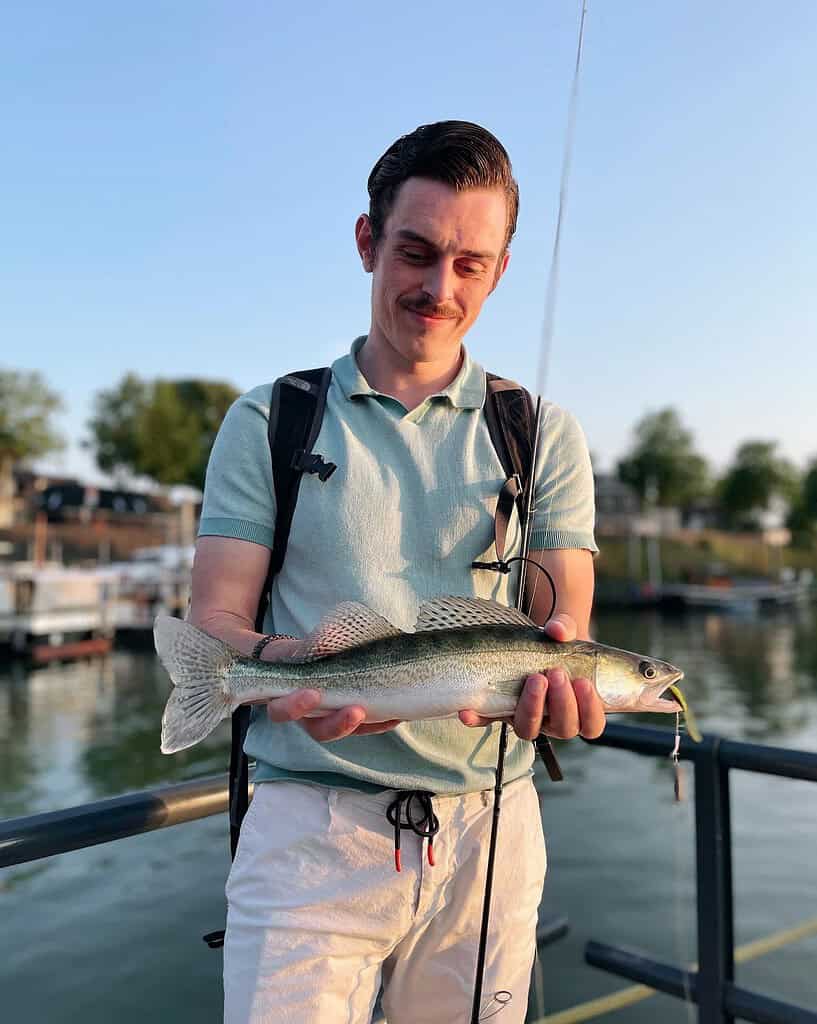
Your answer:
394,229 -> 496,261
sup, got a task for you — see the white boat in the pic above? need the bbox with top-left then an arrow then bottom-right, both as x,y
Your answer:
658,571 -> 813,611
110,545 -> 193,633
0,563 -> 119,655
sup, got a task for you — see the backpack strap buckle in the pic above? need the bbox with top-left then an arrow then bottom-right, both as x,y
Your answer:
291,449 -> 337,481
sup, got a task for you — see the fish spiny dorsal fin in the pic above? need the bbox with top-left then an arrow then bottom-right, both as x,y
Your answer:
293,602 -> 403,661
414,596 -> 536,633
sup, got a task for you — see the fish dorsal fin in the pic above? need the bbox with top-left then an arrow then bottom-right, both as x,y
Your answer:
293,602 -> 403,661
414,596 -> 535,633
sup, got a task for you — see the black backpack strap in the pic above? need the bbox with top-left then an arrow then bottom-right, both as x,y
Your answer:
268,369 -> 336,578
483,373 -> 563,784
205,368 -> 333,950
483,374 -> 536,561
234,368 -> 333,842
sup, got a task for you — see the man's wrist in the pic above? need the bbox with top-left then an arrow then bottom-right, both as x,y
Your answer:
251,633 -> 298,660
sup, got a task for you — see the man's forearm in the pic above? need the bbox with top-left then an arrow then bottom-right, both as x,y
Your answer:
187,609 -> 298,661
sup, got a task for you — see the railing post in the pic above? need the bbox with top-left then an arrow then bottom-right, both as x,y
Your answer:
695,737 -> 735,1023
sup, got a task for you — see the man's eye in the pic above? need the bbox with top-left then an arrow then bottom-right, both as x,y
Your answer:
458,262 -> 484,276
400,249 -> 428,262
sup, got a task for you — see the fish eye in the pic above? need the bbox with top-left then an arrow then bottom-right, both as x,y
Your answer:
639,660 -> 657,680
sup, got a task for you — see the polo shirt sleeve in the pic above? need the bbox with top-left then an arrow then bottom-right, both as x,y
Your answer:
197,384 -> 277,549
529,403 -> 598,553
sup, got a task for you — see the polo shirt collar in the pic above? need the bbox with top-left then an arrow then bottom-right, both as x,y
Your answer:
332,336 -> 486,410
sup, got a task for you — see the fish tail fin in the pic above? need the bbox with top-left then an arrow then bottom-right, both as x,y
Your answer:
154,614 -> 235,754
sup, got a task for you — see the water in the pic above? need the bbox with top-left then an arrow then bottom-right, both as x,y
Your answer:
2,607 -> 816,1022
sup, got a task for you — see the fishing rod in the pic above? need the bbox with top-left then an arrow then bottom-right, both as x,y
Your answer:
469,399 -> 544,1024
469,3 -> 589,1021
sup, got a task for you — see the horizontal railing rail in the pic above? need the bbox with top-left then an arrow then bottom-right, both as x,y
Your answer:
583,723 -> 817,1024
0,773 -> 252,869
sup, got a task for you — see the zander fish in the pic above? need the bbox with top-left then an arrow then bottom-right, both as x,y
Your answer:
156,595 -> 690,754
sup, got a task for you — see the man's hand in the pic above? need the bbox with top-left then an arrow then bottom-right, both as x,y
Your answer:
262,638 -> 401,741
458,612 -> 606,741
266,690 -> 401,741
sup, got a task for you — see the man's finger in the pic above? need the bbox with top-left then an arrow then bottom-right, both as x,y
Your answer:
302,705 -> 367,741
266,689 -> 322,723
351,719 -> 402,736
459,709 -> 489,728
573,677 -> 606,739
458,710 -> 512,728
541,667 -> 580,739
513,673 -> 548,741
543,614 -> 577,643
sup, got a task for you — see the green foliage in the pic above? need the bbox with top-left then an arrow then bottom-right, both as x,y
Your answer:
616,408 -> 710,507
802,459 -> 817,519
87,375 -> 239,489
786,457 -> 817,547
0,370 -> 65,461
597,530 -> 817,582
718,441 -> 800,527
87,373 -> 149,477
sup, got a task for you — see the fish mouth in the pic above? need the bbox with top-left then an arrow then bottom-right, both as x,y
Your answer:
652,672 -> 685,711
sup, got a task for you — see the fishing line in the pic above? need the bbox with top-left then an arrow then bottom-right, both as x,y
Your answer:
536,0 -> 588,402
655,608 -> 695,1021
470,4 -> 591,1021
671,744 -> 697,1024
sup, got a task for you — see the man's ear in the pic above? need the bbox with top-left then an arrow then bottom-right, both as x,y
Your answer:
355,215 -> 376,273
490,249 -> 511,293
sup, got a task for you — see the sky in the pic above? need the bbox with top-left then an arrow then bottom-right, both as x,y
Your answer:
2,0 -> 816,487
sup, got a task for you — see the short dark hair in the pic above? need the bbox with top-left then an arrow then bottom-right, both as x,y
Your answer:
367,121 -> 519,252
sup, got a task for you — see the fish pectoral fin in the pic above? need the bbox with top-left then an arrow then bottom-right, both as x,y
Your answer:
414,596 -> 535,633
490,678 -> 523,697
294,602 -> 403,662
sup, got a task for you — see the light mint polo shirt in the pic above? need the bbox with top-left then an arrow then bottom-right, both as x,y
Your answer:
198,337 -> 597,795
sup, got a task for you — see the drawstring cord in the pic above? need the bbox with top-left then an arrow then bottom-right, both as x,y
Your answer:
385,791 -> 439,872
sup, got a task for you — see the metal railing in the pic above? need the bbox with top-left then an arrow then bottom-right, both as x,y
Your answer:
0,773 -> 239,868
2,725 -> 816,1023
582,723 -> 817,1024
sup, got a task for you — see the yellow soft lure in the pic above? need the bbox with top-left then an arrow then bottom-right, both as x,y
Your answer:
668,684 -> 702,743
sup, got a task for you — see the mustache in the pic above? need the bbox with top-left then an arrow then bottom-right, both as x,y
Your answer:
400,295 -> 461,320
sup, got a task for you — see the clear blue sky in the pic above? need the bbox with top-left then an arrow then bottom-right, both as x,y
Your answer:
3,0 -> 815,486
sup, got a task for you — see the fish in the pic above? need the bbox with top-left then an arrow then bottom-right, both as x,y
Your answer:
155,595 -> 688,754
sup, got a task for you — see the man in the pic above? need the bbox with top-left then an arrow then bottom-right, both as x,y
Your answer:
192,121 -> 604,1023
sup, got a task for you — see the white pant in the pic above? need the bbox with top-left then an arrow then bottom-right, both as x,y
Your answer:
223,778 -> 547,1024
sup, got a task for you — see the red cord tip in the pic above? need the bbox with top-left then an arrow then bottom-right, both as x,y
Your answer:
395,850 -> 402,872
427,843 -> 435,867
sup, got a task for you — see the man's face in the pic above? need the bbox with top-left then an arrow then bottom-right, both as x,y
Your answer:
356,178 -> 511,366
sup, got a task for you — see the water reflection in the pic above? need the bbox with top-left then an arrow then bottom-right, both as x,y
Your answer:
593,605 -> 817,744
0,606 -> 815,1023
0,651 -> 231,817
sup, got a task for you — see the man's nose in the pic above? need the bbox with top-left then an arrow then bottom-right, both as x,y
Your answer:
422,260 -> 456,304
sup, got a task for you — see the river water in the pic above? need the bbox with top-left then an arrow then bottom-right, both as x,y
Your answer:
2,605 -> 816,1022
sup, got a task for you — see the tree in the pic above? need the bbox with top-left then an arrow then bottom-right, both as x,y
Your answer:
802,459 -> 817,520
86,372 -> 149,481
0,370 -> 65,461
785,457 -> 817,545
616,408 -> 710,507
0,370 -> 65,527
718,441 -> 800,529
87,376 -> 239,490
